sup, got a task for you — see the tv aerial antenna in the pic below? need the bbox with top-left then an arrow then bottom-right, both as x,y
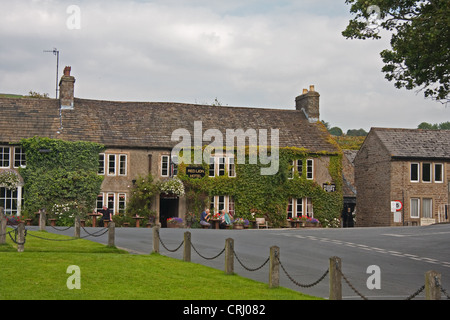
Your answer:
43,48 -> 60,99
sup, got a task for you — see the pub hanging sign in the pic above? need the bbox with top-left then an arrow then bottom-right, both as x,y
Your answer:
323,183 -> 336,192
186,166 -> 206,178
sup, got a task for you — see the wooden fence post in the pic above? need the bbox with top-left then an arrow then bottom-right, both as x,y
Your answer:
225,238 -> 234,275
107,222 -> 115,247
329,256 -> 342,300
39,209 -> 46,231
152,226 -> 160,254
425,270 -> 441,300
269,246 -> 280,288
183,231 -> 191,262
74,216 -> 81,238
0,207 -> 6,245
17,222 -> 25,252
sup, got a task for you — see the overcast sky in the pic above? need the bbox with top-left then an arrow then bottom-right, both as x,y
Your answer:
0,0 -> 448,132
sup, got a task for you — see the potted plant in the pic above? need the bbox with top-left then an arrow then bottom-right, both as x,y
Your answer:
167,217 -> 183,228
233,218 -> 246,230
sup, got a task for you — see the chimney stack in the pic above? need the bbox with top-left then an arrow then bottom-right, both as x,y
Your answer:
295,85 -> 320,123
59,66 -> 75,109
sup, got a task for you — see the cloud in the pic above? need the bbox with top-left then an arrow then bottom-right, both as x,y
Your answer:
0,0 -> 447,131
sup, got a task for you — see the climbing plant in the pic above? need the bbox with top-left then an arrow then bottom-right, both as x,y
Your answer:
19,137 -> 104,223
177,147 -> 343,228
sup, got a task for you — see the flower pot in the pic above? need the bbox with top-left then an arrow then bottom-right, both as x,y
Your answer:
233,224 -> 244,230
167,223 -> 181,228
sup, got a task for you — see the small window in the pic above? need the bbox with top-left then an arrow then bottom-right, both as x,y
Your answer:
161,155 -> 169,177
0,147 -> 10,168
171,155 -> 178,176
118,193 -> 126,214
209,157 -> 215,177
98,154 -> 105,175
306,159 -> 314,180
410,163 -> 419,182
422,163 -> 431,182
119,155 -> 127,176
107,154 -> 116,176
96,193 -> 104,212
297,160 -> 303,177
288,161 -> 294,179
228,157 -> 236,177
13,147 -> 26,168
434,164 -> 443,183
107,193 -> 115,213
218,157 -> 226,176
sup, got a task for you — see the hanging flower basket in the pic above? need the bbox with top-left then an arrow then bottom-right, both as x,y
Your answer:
158,177 -> 185,197
0,170 -> 20,191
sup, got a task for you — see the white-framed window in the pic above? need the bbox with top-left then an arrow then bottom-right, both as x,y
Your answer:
107,154 -> 116,176
422,163 -> 431,183
13,147 -> 26,168
434,163 -> 443,183
0,147 -> 10,168
0,187 -> 22,215
98,154 -> 105,175
228,157 -> 236,177
161,155 -> 169,177
208,156 -> 235,178
107,193 -> 115,213
411,198 -> 420,218
118,193 -> 126,214
96,192 -> 126,215
422,198 -> 433,218
306,159 -> 314,180
410,163 -> 419,182
119,154 -> 127,176
287,198 -> 313,218
96,193 -> 104,211
289,160 -> 303,179
210,195 -> 234,214
171,155 -> 178,176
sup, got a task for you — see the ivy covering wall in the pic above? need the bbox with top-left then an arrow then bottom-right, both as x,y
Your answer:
19,137 -> 104,219
177,147 -> 343,228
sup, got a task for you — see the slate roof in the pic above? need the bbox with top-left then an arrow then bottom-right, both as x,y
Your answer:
0,97 -> 339,153
371,127 -> 450,160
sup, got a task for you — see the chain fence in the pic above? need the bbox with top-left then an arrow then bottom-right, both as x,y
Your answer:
155,229 -> 450,300
2,219 -> 449,300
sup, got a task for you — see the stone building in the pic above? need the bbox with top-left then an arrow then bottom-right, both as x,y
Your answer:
355,128 -> 450,227
0,67 -> 342,226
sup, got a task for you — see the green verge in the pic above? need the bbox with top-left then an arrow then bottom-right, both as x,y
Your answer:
0,229 -> 320,300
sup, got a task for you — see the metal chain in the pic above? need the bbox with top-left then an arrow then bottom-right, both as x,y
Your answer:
435,277 -> 450,300
278,257 -> 329,288
335,261 -> 368,300
405,285 -> 425,300
234,250 -> 270,272
50,225 -> 73,231
157,229 -> 184,252
191,242 -> 225,260
81,226 -> 109,237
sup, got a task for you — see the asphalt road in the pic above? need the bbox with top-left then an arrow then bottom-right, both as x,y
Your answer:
40,223 -> 450,300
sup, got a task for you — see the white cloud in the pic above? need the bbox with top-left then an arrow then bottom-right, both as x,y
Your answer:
0,0 -> 447,131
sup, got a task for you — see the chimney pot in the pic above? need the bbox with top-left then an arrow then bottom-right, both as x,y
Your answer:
302,88 -> 308,94
63,66 -> 71,76
309,85 -> 315,92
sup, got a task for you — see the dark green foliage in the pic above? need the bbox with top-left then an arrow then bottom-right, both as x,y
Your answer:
19,137 -> 104,220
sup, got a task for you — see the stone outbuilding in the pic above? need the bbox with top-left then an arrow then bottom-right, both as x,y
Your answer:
355,128 -> 450,227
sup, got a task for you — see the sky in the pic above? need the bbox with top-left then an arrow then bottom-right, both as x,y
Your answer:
0,0 -> 448,132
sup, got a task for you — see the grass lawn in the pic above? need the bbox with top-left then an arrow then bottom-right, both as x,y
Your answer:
0,228 -> 320,300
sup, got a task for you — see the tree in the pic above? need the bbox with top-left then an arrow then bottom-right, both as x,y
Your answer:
329,127 -> 343,136
346,128 -> 368,137
342,0 -> 450,104
418,121 -> 450,129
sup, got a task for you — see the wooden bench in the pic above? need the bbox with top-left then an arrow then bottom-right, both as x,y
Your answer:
256,218 -> 269,229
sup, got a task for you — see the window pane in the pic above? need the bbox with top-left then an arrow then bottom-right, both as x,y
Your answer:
218,157 -> 225,176
411,198 -> 419,218
296,199 -> 303,217
119,155 -> 127,176
108,154 -> 116,175
161,155 -> 169,176
98,154 -> 105,174
410,163 -> 419,182
422,198 -> 432,218
287,199 -> 293,219
209,157 -> 215,177
306,159 -> 313,180
0,147 -> 10,168
297,160 -> 303,177
435,164 -> 443,182
14,147 -> 26,168
228,157 -> 235,177
422,163 -> 431,182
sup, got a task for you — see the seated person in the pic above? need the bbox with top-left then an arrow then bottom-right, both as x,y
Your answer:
200,209 -> 211,228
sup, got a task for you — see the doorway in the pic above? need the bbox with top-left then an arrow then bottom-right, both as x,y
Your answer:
159,195 -> 179,227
